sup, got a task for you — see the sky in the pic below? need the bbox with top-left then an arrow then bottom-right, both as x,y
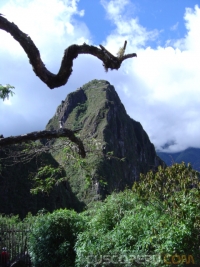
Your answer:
0,0 -> 200,153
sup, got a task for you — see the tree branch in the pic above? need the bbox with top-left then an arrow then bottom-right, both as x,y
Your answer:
0,128 -> 86,158
123,40 -> 127,51
0,15 -> 137,89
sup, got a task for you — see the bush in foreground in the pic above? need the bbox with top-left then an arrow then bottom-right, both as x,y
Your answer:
28,209 -> 85,267
26,163 -> 200,266
75,163 -> 200,266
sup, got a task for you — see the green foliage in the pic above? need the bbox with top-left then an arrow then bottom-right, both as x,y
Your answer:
52,136 -> 110,195
75,163 -> 200,266
132,162 -> 200,211
28,209 -> 85,267
0,145 -> 72,218
3,162 -> 199,267
30,165 -> 65,195
0,213 -> 21,227
75,190 -> 160,266
0,84 -> 15,101
131,163 -> 200,265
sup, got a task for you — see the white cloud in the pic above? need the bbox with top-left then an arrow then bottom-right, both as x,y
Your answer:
101,0 -> 129,18
1,0 -> 200,154
0,0 -> 91,137
100,0 -> 159,55
170,22 -> 179,31
0,0 -> 89,59
100,1 -> 200,152
172,5 -> 200,52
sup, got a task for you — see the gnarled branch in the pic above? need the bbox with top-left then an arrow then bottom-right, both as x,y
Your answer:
0,128 -> 86,158
0,15 -> 137,89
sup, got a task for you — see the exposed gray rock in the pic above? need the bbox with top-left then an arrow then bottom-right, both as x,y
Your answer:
0,79 -> 165,217
46,79 -> 165,203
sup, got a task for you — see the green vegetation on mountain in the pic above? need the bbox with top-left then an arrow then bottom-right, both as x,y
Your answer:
45,79 -> 164,206
0,142 -> 85,218
0,79 -> 164,217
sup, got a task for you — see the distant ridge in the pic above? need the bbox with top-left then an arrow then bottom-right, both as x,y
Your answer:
157,147 -> 200,171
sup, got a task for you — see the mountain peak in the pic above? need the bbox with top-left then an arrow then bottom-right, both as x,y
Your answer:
46,79 -> 164,203
0,79 -> 165,217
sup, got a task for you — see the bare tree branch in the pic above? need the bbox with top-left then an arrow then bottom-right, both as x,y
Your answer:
0,14 -> 137,89
123,40 -> 127,51
0,128 -> 86,158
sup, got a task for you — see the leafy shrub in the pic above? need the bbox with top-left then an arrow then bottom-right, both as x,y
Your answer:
132,162 -> 200,203
30,165 -> 65,195
0,84 -> 15,101
75,163 -> 200,266
75,190 -> 156,266
8,163 -> 198,266
0,214 -> 21,227
28,209 -> 85,267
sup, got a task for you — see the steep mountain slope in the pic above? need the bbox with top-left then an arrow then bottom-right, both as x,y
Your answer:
46,79 -> 164,203
0,148 -> 85,218
0,79 -> 164,217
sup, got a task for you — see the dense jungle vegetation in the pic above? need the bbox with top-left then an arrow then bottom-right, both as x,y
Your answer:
1,162 -> 199,267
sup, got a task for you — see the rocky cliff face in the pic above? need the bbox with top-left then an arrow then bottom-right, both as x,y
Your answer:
46,79 -> 164,203
0,79 -> 164,217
